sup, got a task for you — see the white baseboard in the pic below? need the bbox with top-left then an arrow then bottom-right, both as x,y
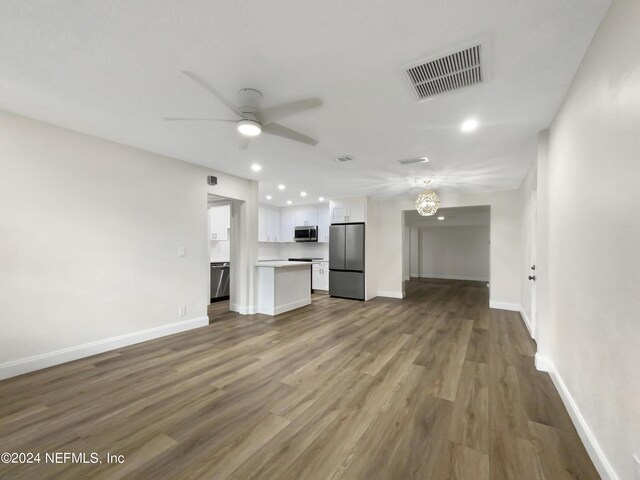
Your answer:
0,316 -> 209,381
489,302 -> 534,340
534,354 -> 618,480
257,298 -> 311,316
403,275 -> 410,281
377,291 -> 404,299
230,303 -> 257,315
489,301 -> 521,311
518,306 -> 534,338
410,272 -> 419,278
274,298 -> 311,315
418,273 -> 489,282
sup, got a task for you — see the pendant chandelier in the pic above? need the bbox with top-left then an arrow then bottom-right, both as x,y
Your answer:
415,181 -> 440,216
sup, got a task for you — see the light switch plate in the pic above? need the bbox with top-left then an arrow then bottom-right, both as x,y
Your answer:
178,306 -> 186,317
178,247 -> 186,258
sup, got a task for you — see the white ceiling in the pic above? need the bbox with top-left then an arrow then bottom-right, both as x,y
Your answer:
0,0 -> 610,206
405,206 -> 490,228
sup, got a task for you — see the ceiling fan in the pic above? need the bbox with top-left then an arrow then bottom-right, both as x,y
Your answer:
164,71 -> 322,149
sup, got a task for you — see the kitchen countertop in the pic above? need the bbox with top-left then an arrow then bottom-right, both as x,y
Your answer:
255,261 -> 313,268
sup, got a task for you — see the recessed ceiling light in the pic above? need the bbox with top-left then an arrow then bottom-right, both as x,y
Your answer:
237,119 -> 261,136
300,191 -> 307,197
265,195 -> 272,200
286,200 -> 292,205
437,216 -> 445,220
461,118 -> 479,133
318,197 -> 325,202
278,184 -> 285,190
251,164 -> 262,172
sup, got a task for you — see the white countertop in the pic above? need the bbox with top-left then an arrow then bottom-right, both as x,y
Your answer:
255,261 -> 312,268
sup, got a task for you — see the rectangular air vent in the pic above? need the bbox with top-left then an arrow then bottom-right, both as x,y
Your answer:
405,44 -> 483,101
335,155 -> 354,163
399,157 -> 429,166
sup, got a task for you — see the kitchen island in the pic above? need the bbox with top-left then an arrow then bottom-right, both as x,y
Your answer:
256,261 -> 311,315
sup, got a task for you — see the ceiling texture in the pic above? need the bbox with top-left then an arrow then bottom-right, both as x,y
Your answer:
0,0 -> 610,206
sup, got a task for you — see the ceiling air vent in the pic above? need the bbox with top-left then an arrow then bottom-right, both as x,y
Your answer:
334,155 -> 355,163
404,44 -> 483,101
399,157 -> 429,166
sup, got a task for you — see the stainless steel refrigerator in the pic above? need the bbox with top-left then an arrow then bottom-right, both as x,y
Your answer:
329,223 -> 365,300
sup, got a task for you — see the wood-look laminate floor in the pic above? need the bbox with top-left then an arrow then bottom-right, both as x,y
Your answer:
0,279 -> 599,479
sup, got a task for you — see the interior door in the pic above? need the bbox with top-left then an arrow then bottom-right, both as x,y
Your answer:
345,224 -> 364,271
529,188 -> 537,338
329,224 -> 345,270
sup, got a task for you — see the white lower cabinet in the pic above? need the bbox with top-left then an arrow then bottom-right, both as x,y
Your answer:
312,262 -> 329,291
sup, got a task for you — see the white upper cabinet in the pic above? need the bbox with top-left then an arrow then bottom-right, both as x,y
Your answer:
330,199 -> 347,223
260,203 -> 331,243
348,198 -> 366,223
280,209 -> 296,243
258,206 -> 268,242
267,208 -> 280,242
295,208 -> 318,227
317,205 -> 330,243
209,205 -> 230,241
258,205 -> 281,242
330,197 -> 366,223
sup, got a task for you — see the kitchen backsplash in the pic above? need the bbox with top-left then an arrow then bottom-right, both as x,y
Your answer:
258,242 -> 329,260
210,240 -> 230,262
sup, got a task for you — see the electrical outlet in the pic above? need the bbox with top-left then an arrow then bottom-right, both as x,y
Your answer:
178,306 -> 186,317
178,247 -> 186,258
634,454 -> 640,478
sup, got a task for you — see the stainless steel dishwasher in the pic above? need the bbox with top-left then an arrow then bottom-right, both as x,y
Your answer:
210,262 -> 230,302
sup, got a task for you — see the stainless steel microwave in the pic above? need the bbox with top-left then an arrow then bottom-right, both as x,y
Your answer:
294,225 -> 318,242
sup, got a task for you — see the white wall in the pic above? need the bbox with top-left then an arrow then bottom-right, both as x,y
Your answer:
403,227 -> 410,281
376,200 -> 405,298
417,226 -> 490,282
210,240 -> 231,262
365,198 -> 379,300
533,1 -> 640,478
409,228 -> 419,277
0,111 -> 258,378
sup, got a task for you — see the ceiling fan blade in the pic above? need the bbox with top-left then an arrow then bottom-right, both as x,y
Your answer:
259,98 -> 323,125
239,136 -> 251,150
182,71 -> 243,117
163,117 -> 236,122
262,123 -> 318,146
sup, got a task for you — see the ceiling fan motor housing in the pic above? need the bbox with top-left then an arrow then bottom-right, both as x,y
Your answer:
237,88 -> 262,113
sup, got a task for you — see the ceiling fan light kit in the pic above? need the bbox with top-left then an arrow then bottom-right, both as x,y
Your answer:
237,118 -> 262,136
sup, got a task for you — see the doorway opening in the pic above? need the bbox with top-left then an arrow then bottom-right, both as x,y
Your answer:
208,194 -> 234,323
403,206 -> 491,300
